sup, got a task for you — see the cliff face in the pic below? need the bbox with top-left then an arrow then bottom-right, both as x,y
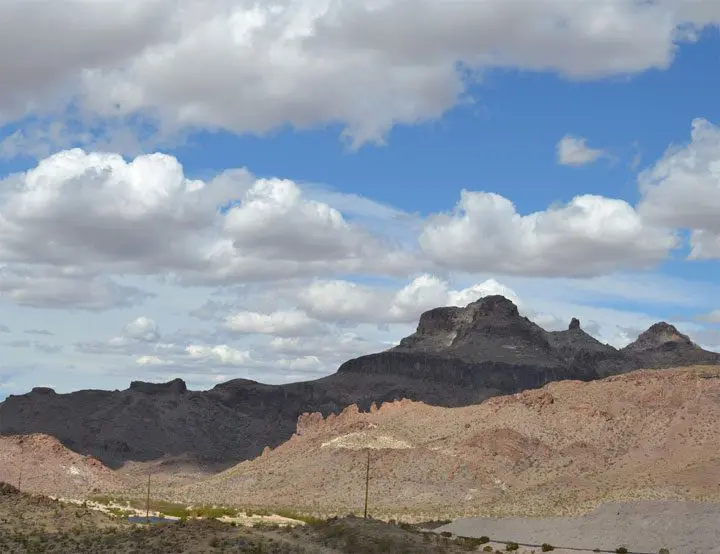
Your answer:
393,296 -> 560,366
1,295 -> 717,469
340,296 -> 627,384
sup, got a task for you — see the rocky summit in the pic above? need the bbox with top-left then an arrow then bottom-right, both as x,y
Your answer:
1,295 -> 718,469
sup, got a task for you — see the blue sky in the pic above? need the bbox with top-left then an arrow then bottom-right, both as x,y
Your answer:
1,0 -> 720,398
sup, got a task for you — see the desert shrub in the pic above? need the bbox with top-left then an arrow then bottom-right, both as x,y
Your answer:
506,542 -> 519,551
483,547 -> 493,553
542,544 -> 555,552
616,548 -> 628,554
190,506 -> 237,519
455,536 -> 489,550
272,508 -> 325,525
659,549 -> 670,554
478,536 -> 490,543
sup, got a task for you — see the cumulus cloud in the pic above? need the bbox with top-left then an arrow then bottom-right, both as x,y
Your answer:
225,310 -> 326,337
0,149 -> 415,304
268,333 -> 384,359
123,317 -> 160,342
184,344 -> 251,366
222,178 -> 411,267
419,191 -> 678,276
0,1 -> 717,148
0,264 -> 151,310
297,274 -> 519,325
638,118 -> 720,259
557,135 -> 606,166
0,1 -> 171,123
75,311 -> 338,378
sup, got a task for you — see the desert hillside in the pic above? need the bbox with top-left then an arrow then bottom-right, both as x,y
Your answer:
0,434 -> 126,498
174,365 -> 720,519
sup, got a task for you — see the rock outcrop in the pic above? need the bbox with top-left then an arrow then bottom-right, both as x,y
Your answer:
622,322 -> 720,368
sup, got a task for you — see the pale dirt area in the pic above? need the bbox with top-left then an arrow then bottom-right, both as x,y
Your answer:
439,500 -> 720,553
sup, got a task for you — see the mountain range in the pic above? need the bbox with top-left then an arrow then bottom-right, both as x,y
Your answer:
1,295 -> 717,470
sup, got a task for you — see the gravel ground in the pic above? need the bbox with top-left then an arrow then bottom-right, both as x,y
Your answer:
437,500 -> 720,553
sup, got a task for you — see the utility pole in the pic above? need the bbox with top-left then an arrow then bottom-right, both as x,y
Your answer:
363,449 -> 371,519
145,470 -> 151,523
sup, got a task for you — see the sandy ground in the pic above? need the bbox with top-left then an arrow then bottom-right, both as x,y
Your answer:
437,500 -> 720,553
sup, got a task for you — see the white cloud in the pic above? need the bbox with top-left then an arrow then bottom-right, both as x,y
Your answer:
268,333 -> 382,359
185,344 -> 251,366
123,316 -> 160,342
0,149 -> 415,302
222,178 -> 411,268
638,118 -> 720,259
557,135 -> 606,166
225,310 -> 325,337
297,274 -> 520,325
420,191 -> 678,276
0,1 -> 717,149
135,355 -> 168,366
297,281 -> 383,323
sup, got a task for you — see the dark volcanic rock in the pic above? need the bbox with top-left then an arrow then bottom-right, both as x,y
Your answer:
622,322 -> 720,368
1,296 -> 718,469
547,319 -> 633,378
624,322 -> 694,352
129,378 -> 188,395
392,295 -> 562,367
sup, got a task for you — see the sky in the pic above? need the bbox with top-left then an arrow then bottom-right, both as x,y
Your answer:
1,0 -> 720,397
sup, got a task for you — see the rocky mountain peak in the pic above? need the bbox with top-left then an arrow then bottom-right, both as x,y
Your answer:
569,317 -> 581,331
128,378 -> 187,395
625,322 -> 693,352
387,295 -> 562,366
466,295 -> 520,319
410,296 -> 523,344
30,387 -> 56,395
465,294 -> 520,319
